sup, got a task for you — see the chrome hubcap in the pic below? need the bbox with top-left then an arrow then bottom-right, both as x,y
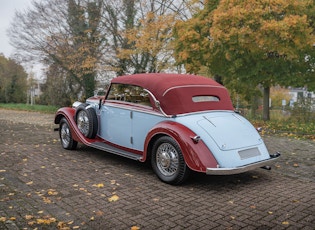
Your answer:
156,143 -> 179,176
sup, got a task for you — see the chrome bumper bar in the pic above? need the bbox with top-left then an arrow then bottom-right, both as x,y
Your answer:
206,152 -> 281,175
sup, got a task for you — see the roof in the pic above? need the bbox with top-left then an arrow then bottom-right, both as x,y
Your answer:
111,73 -> 221,92
111,73 -> 234,115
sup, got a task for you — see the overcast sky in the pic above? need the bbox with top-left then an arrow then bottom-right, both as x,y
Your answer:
0,0 -> 33,57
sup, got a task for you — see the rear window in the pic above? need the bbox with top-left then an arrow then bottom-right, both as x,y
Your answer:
192,96 -> 220,102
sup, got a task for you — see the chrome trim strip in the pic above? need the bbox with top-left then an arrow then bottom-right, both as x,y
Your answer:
104,102 -> 164,117
104,101 -> 234,118
206,156 -> 280,175
162,85 -> 225,97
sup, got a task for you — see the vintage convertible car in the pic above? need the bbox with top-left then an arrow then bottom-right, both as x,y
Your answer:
54,73 -> 280,184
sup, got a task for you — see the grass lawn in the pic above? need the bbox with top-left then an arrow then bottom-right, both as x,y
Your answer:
1,103 -> 314,141
0,103 -> 59,114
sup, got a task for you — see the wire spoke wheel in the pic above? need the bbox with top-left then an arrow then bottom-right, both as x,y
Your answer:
60,122 -> 71,147
151,136 -> 190,185
77,110 -> 90,137
59,117 -> 77,150
156,143 -> 179,176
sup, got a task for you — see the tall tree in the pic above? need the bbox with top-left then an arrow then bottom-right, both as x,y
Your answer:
101,0 -> 189,75
0,54 -> 27,103
8,0 -> 103,100
174,0 -> 315,120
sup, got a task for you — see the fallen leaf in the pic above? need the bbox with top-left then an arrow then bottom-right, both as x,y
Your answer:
293,163 -> 299,167
37,217 -> 56,225
57,221 -> 70,230
0,170 -> 6,172
250,205 -> 256,209
93,183 -> 104,188
230,216 -> 235,220
131,226 -> 140,230
47,189 -> 58,196
26,181 -> 33,185
42,197 -> 52,204
108,195 -> 119,202
25,215 -> 33,220
282,221 -> 289,225
73,226 -> 80,229
9,217 -> 16,221
28,221 -> 36,226
268,211 -> 273,215
0,217 -> 6,222
90,216 -> 94,221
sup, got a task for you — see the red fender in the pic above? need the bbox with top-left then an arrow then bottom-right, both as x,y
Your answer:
143,121 -> 218,173
54,107 -> 100,145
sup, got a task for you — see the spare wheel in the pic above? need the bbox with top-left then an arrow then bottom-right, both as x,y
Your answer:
75,104 -> 98,139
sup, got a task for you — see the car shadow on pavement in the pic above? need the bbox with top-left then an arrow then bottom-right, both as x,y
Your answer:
73,144 -> 276,189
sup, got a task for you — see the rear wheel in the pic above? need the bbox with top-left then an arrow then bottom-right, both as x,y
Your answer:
59,117 -> 77,150
76,104 -> 98,139
151,136 -> 190,185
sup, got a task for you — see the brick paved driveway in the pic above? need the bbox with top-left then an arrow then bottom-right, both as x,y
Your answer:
0,109 -> 314,229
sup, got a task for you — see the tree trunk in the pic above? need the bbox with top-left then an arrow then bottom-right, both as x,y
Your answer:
250,95 -> 257,119
263,86 -> 270,121
83,73 -> 95,99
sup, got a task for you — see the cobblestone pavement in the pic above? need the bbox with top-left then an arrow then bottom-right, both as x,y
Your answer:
0,109 -> 314,230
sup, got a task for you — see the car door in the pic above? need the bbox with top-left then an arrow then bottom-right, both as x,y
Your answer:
99,105 -> 133,149
99,83 -> 164,151
98,83 -> 133,149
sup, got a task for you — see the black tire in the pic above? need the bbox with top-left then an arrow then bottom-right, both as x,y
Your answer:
59,117 -> 78,150
75,104 -> 98,139
151,136 -> 190,185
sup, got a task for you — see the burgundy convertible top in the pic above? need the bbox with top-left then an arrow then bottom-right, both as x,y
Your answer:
111,73 -> 234,115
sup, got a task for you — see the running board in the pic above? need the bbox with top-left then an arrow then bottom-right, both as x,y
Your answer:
89,142 -> 143,161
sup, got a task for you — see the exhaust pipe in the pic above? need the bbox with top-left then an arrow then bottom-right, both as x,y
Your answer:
261,166 -> 271,170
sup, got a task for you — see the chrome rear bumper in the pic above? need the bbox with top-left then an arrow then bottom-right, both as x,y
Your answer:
206,152 -> 280,175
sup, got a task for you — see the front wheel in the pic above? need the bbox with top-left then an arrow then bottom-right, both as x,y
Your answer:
151,136 -> 190,185
59,117 -> 78,150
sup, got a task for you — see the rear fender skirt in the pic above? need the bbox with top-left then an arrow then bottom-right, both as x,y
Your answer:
54,107 -> 96,145
144,121 -> 218,173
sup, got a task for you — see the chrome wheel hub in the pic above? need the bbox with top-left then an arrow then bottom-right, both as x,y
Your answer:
156,143 -> 179,176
